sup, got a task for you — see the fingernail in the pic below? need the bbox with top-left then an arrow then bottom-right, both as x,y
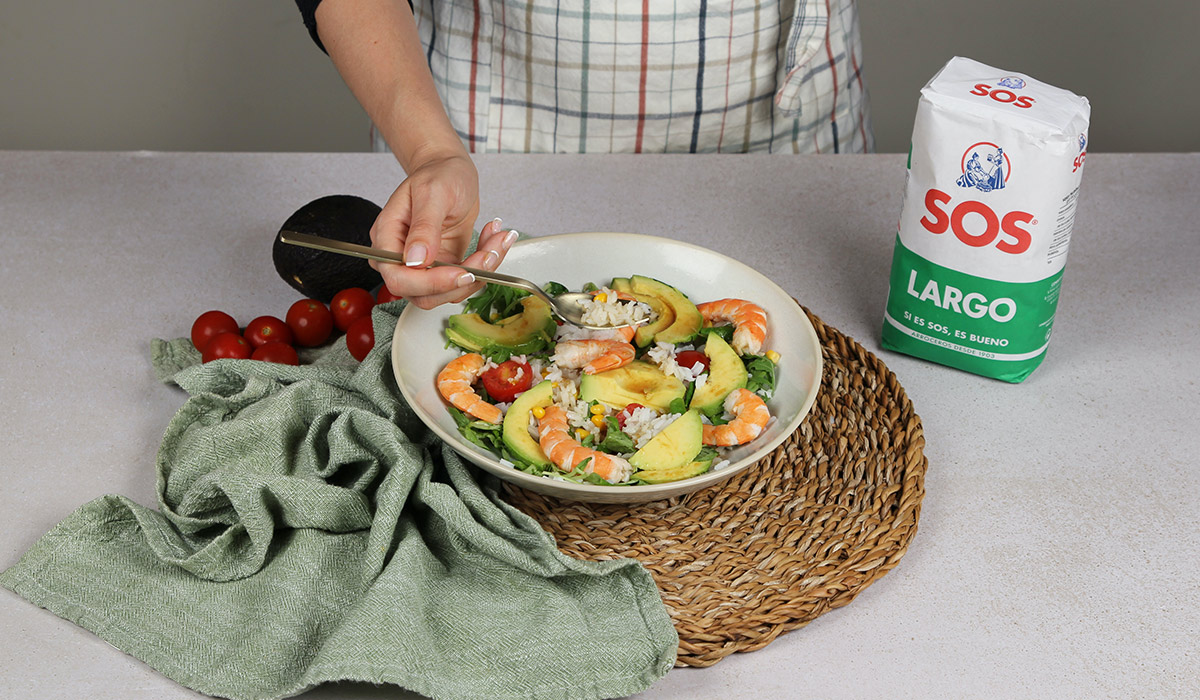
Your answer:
456,272 -> 476,287
484,250 -> 500,269
405,243 -> 428,267
491,217 -> 503,232
503,229 -> 519,248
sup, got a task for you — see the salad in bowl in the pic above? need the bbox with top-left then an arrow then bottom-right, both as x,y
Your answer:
390,232 -> 822,504
435,274 -> 781,486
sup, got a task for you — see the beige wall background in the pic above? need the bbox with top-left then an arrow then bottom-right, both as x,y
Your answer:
1,1 -> 1196,154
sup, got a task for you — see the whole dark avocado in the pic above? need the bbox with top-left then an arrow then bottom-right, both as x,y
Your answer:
273,194 -> 384,302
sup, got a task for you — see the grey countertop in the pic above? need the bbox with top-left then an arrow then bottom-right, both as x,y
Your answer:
1,151 -> 1197,699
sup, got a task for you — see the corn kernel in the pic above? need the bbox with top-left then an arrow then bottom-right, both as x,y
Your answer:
589,404 -> 606,415
766,350 -> 781,363
590,415 -> 606,428
531,406 -> 546,420
594,292 -> 608,303
575,427 -> 590,440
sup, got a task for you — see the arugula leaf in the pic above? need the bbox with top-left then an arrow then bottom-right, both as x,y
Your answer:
666,396 -> 688,415
699,325 -> 734,343
706,411 -> 729,425
479,346 -> 515,364
499,446 -> 538,472
448,406 -> 506,453
542,281 -> 569,297
515,461 -> 554,477
597,416 -> 636,454
682,378 -> 697,407
449,406 -> 548,472
463,283 -> 530,320
743,354 -> 778,399
582,472 -> 613,486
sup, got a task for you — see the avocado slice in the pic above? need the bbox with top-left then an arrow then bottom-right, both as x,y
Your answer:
445,296 -> 557,357
501,380 -> 554,467
634,456 -> 713,484
629,275 -> 703,345
579,360 -> 686,413
628,409 -> 703,472
688,333 -> 748,415
610,278 -> 675,347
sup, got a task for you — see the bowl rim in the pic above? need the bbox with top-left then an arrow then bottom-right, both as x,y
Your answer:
391,231 -> 823,499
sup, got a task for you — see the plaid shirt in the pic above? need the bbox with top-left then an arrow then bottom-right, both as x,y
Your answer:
366,0 -> 872,154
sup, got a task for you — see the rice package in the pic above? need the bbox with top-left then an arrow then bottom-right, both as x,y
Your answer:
881,56 -> 1090,382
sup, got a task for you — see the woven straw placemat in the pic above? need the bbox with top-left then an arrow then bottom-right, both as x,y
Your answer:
500,307 -> 927,667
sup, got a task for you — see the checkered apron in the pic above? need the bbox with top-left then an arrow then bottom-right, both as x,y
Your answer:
373,0 -> 872,154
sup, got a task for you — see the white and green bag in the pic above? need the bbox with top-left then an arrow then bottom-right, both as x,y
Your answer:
882,56 -> 1091,383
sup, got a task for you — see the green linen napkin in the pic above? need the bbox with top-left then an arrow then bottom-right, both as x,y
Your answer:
0,300 -> 677,700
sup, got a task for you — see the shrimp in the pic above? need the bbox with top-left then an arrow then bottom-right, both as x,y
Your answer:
537,405 -> 633,483
436,353 -> 503,424
696,298 -> 768,355
702,388 -> 771,446
552,338 -> 636,374
614,324 -> 637,343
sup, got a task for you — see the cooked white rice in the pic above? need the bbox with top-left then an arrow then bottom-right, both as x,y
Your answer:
645,342 -> 676,371
577,287 -> 654,327
620,406 -> 681,450
558,380 -> 606,441
645,341 -> 708,386
554,324 -> 634,344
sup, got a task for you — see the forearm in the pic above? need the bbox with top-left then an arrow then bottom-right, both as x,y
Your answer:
314,0 -> 465,169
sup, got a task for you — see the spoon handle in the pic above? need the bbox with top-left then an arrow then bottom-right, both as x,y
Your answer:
278,230 -> 550,301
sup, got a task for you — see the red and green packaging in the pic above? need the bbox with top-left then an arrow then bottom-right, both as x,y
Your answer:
882,57 -> 1091,382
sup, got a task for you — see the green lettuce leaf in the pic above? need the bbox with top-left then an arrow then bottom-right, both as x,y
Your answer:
597,416 -> 636,454
743,354 -> 777,399
463,283 -> 530,320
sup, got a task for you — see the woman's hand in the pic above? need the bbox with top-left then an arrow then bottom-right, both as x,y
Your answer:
314,0 -> 518,308
370,151 -> 518,309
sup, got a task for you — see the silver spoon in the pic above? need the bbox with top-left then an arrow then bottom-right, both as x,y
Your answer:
279,231 -> 636,330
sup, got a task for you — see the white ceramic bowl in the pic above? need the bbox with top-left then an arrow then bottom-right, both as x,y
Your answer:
391,232 -> 823,503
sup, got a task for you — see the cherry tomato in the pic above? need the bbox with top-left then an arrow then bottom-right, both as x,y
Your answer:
331,287 -> 376,332
675,350 -> 710,374
376,285 -> 403,304
201,332 -> 252,363
191,310 -> 239,352
345,315 -> 374,362
243,315 -> 294,348
286,298 -> 334,347
616,403 -> 645,429
479,360 -> 534,404
251,342 -> 299,365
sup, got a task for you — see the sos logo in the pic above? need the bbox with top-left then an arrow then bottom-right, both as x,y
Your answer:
922,142 -> 1035,254
920,189 -> 1035,255
969,80 -> 1035,109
